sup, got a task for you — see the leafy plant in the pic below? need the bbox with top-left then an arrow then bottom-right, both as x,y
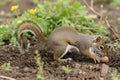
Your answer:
0,0 -> 8,6
0,63 -> 11,71
0,0 -> 108,46
107,40 -> 120,50
62,65 -> 71,74
0,25 -> 11,45
10,5 -> 20,17
0,0 -> 18,6
36,74 -> 45,80
35,50 -> 45,80
111,70 -> 120,80
13,0 -> 18,4
110,0 -> 120,6
33,0 -> 40,5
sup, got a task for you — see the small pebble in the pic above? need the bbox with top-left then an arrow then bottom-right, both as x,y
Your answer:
23,67 -> 30,72
101,64 -> 109,77
100,77 -> 105,80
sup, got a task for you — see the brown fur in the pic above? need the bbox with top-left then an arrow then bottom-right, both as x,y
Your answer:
17,22 -> 107,62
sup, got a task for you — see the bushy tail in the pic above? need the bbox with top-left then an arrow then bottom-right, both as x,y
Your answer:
17,21 -> 46,53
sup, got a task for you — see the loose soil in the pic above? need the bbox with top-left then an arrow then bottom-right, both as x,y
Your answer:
0,0 -> 120,80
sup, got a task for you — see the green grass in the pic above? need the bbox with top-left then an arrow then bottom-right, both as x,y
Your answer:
62,65 -> 71,74
0,0 -> 18,6
0,63 -> 11,71
0,0 -> 8,6
110,0 -> 120,6
111,70 -> 120,80
33,0 -> 40,5
35,50 -> 45,80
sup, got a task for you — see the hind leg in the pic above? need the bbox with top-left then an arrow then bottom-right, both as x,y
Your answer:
53,44 -> 78,62
52,44 -> 66,62
19,34 -> 28,54
54,52 -> 72,62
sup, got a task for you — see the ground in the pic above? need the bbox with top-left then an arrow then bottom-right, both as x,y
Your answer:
0,0 -> 120,80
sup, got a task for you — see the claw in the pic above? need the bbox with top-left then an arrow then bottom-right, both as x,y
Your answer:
96,56 -> 100,63
93,56 -> 100,63
93,58 -> 97,63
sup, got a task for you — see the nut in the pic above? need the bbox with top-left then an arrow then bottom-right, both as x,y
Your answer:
100,56 -> 109,63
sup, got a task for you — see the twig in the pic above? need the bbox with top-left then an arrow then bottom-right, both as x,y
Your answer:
105,19 -> 120,40
91,0 -> 93,8
83,0 -> 120,40
83,0 -> 101,17
0,75 -> 16,80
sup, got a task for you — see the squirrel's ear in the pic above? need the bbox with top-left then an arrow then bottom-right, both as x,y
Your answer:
93,35 -> 103,42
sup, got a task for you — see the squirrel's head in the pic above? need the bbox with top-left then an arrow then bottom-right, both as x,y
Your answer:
90,35 -> 108,63
93,36 -> 107,56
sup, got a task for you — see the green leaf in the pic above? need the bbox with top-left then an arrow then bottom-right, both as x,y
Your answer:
73,1 -> 81,9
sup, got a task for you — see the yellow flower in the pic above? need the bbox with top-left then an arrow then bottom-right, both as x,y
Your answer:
17,20 -> 23,24
10,5 -> 19,11
29,9 -> 36,14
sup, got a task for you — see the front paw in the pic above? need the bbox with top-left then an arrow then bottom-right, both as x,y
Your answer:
90,54 -> 100,63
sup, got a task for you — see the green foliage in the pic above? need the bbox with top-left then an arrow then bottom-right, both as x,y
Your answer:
0,21 -> 19,46
111,70 -> 120,80
0,0 -> 8,6
110,0 -> 120,6
13,0 -> 18,4
35,50 -> 45,80
62,65 -> 71,74
0,25 -> 12,45
0,63 -> 11,71
107,40 -> 120,49
0,0 -> 108,46
0,0 -> 18,6
36,74 -> 45,80
35,50 -> 44,71
33,0 -> 40,5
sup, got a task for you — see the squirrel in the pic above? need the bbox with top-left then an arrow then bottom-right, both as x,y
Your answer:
17,21 -> 108,63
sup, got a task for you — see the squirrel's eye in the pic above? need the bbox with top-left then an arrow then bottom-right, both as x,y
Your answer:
99,45 -> 104,50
